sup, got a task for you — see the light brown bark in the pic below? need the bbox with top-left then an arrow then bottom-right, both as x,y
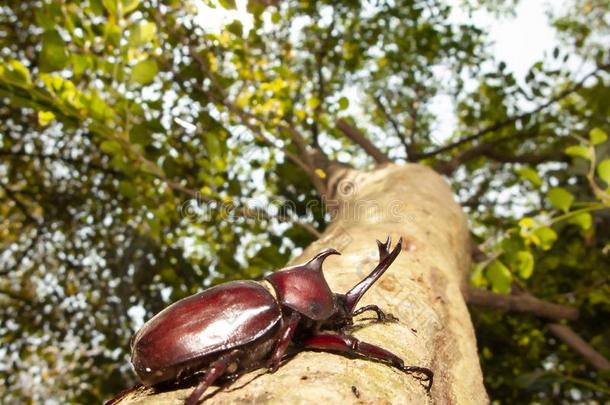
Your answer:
466,288 -> 579,321
117,164 -> 488,404
547,324 -> 610,370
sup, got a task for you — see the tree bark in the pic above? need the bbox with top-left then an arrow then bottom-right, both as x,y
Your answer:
466,288 -> 579,321
547,324 -> 610,370
116,164 -> 488,404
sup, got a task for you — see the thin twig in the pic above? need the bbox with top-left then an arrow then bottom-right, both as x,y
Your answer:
0,289 -> 30,303
547,323 -> 610,370
419,65 -> 609,159
373,95 -> 411,159
0,182 -> 41,225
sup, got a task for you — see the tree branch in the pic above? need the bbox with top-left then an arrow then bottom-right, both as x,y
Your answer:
335,119 -> 391,164
465,287 -> 579,321
0,228 -> 42,276
373,95 -> 411,159
311,21 -> 334,145
0,288 -> 30,303
433,130 -> 563,175
467,287 -> 610,371
547,323 -> 610,370
419,65 -> 609,159
0,148 -> 121,176
283,125 -> 327,196
462,176 -> 494,209
0,182 -> 42,225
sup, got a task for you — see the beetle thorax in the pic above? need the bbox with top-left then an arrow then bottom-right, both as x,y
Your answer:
264,267 -> 337,321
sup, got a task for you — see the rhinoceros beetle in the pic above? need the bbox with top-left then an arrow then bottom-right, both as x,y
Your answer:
107,237 -> 433,404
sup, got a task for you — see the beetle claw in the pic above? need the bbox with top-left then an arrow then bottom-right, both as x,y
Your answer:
400,365 -> 434,392
383,312 -> 399,323
267,360 -> 280,373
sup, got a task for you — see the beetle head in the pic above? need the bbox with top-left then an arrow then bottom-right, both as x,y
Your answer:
265,248 -> 340,320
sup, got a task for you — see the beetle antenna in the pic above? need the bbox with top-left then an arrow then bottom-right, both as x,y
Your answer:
344,237 -> 402,313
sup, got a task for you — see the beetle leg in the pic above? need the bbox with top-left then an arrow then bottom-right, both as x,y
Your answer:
268,311 -> 301,372
301,333 -> 433,391
352,304 -> 398,323
185,349 -> 240,405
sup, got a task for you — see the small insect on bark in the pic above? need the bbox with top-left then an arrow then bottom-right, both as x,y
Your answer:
106,237 -> 433,404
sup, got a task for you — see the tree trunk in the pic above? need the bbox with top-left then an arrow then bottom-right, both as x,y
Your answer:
117,163 -> 488,404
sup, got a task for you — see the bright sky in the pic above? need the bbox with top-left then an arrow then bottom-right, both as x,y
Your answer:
478,0 -> 560,82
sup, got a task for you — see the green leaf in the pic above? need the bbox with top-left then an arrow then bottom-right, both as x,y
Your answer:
218,0 -> 236,9
34,8 -> 56,30
547,187 -> 573,213
1,60 -> 32,86
589,127 -> 608,145
102,0 -> 117,15
38,111 -> 55,126
39,30 -> 68,72
307,96 -> 320,109
71,54 -> 90,77
160,267 -> 177,284
10,60 -> 31,83
518,217 -> 537,229
100,139 -> 122,155
515,251 -> 534,279
568,212 -> 592,230
122,0 -> 140,14
226,21 -> 243,37
104,22 -> 121,48
516,167 -> 542,188
470,263 -> 486,287
486,260 -> 512,294
88,90 -> 112,122
119,180 -> 138,199
129,124 -> 152,145
162,157 -> 178,177
129,21 -> 156,47
597,159 -> 610,185
130,59 -> 158,85
533,227 -> 557,250
338,96 -> 349,111
205,135 -> 221,158
103,0 -> 140,15
564,145 -> 592,161
552,47 -> 559,59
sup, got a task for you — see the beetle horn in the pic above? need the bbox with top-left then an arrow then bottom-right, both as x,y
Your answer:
306,248 -> 341,271
377,236 -> 392,261
344,237 -> 402,313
